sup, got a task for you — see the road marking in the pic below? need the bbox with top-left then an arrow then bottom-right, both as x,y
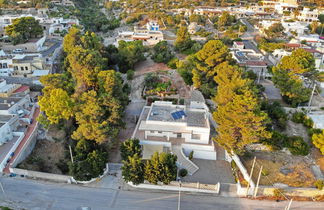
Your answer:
133,195 -> 178,203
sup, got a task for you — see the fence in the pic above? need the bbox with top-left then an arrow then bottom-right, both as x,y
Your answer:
237,181 -> 324,198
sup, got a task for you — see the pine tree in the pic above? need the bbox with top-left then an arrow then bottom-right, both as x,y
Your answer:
120,139 -> 142,161
213,63 -> 271,154
122,154 -> 145,185
144,152 -> 177,185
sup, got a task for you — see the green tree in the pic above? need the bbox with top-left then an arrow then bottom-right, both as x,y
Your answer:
118,40 -> 145,72
264,23 -> 284,39
218,11 -> 235,29
5,17 -> 43,43
151,41 -> 174,63
120,139 -> 142,161
213,62 -> 271,154
70,140 -> 107,181
312,130 -> 324,155
122,154 -> 144,185
192,40 -> 233,89
38,88 -> 74,124
272,49 -> 320,106
174,26 -> 192,53
144,152 -> 177,185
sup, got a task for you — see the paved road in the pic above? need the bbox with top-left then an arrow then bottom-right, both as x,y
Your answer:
41,40 -> 62,57
0,177 -> 323,210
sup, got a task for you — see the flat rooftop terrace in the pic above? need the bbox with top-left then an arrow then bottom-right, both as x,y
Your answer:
148,104 -> 208,128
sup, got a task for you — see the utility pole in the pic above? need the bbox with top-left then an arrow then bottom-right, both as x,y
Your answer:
69,145 -> 74,164
307,84 -> 316,114
246,156 -> 256,196
284,199 -> 293,210
178,181 -> 181,210
253,165 -> 263,198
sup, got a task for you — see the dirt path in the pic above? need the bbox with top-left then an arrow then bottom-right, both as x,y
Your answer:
134,57 -> 169,76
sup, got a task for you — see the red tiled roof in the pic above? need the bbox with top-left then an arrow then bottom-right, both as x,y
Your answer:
235,42 -> 244,45
284,43 -> 301,48
13,85 -> 29,93
245,61 -> 267,66
303,48 -> 322,54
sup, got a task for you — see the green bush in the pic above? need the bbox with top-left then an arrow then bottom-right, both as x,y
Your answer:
291,112 -> 306,124
285,136 -> 310,156
179,98 -> 185,105
261,168 -> 269,176
189,151 -> 194,160
273,188 -> 285,198
126,70 -> 135,80
262,130 -> 288,150
314,180 -> 324,190
167,58 -> 179,69
291,111 -> 313,128
179,168 -> 188,177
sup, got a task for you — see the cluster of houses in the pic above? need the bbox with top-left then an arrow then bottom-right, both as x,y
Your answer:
0,79 -> 38,172
0,50 -> 50,77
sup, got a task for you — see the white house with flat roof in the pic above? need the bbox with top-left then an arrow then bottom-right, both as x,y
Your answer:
133,91 -> 217,175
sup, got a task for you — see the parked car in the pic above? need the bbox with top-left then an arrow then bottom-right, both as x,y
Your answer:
12,49 -> 23,54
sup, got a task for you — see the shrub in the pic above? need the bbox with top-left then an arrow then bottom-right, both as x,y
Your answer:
189,151 -> 194,160
261,168 -> 269,176
167,58 -> 179,69
126,70 -> 134,80
285,136 -> 310,156
273,188 -> 285,198
179,168 -> 188,177
179,98 -> 185,105
291,112 -> 306,124
262,130 -> 288,150
314,180 -> 324,190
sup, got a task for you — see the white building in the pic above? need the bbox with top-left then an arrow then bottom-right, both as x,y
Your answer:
231,41 -> 270,78
133,91 -> 216,174
297,8 -> 320,22
116,21 -> 164,46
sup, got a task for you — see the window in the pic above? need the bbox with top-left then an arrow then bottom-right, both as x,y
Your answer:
158,131 -> 162,134
25,67 -> 28,70
3,63 -> 7,68
14,66 -> 18,71
176,133 -> 182,138
192,134 -> 200,140
20,67 -> 24,71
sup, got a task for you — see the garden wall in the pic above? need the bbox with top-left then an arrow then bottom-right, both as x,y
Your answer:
9,167 -> 73,183
237,182 -> 324,197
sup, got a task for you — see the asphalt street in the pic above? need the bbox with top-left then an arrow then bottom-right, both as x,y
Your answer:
0,177 -> 323,210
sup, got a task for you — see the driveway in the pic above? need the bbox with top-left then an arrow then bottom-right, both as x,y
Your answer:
182,159 -> 235,184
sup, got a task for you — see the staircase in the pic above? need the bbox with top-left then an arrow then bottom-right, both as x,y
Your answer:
171,145 -> 199,175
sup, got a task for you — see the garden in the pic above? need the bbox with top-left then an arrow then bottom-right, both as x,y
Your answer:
143,72 -> 177,97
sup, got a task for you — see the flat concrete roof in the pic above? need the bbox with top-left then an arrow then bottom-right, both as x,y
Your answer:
147,102 -> 208,127
0,135 -> 20,165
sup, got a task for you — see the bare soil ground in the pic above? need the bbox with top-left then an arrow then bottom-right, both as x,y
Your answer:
242,151 -> 316,187
18,139 -> 67,174
134,57 -> 169,76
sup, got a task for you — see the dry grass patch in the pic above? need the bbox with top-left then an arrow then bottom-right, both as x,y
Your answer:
242,152 -> 316,187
